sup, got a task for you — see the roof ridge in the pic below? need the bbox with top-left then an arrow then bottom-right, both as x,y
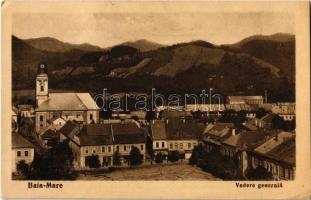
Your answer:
75,93 -> 88,110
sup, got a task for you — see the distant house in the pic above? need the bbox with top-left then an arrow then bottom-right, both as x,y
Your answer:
18,104 -> 35,118
271,103 -> 295,121
12,132 -> 35,174
35,64 -> 99,132
202,123 -> 236,152
244,113 -> 277,130
150,118 -> 204,159
46,117 -> 67,131
250,132 -> 295,180
40,129 -> 60,148
227,96 -> 264,105
221,130 -> 278,176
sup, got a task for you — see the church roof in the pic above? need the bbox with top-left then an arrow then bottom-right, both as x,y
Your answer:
36,93 -> 99,111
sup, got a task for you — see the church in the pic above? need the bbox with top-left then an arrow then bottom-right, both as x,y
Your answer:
35,64 -> 99,132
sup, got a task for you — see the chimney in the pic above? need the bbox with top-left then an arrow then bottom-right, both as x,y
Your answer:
232,128 -> 236,136
182,118 -> 186,123
166,119 -> 169,124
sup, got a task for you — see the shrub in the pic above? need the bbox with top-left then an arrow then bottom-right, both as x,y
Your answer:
85,155 -> 101,168
129,147 -> 143,166
168,151 -> 180,162
17,160 -> 29,176
155,152 -> 164,163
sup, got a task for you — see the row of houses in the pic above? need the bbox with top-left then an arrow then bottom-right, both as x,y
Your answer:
202,122 -> 295,180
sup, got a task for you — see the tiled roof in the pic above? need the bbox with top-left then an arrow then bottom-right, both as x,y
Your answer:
165,118 -> 203,140
59,120 -> 80,140
12,132 -> 34,149
41,129 -> 60,140
112,123 -> 146,144
79,124 -> 113,146
254,132 -> 294,154
223,130 -> 277,150
263,138 -> 295,165
36,93 -> 98,111
150,120 -> 167,140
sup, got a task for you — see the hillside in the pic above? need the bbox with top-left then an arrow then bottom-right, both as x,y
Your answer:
12,34 -> 295,102
121,39 -> 164,52
25,37 -> 103,52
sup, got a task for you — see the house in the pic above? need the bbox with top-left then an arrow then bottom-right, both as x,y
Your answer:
12,106 -> 18,122
59,121 -> 146,168
35,64 -> 99,132
160,110 -> 193,120
244,113 -> 277,130
12,132 -> 35,174
250,132 -> 295,180
150,120 -> 168,156
149,118 -> 204,159
18,104 -> 35,118
227,96 -> 264,105
112,123 -> 147,164
78,124 -> 114,167
221,130 -> 279,176
40,129 -> 60,148
202,122 -> 236,152
271,103 -> 295,121
46,117 -> 67,131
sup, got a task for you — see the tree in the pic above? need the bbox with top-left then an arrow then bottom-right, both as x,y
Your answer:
28,140 -> 76,180
16,160 -> 29,176
256,108 -> 268,119
189,146 -> 200,165
168,151 -> 180,162
129,147 -> 143,166
155,152 -> 164,163
113,150 -> 121,166
85,155 -> 101,168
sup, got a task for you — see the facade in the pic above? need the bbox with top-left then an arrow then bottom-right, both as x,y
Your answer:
271,103 -> 295,121
221,130 -> 277,176
59,121 -> 146,168
35,64 -> 99,132
227,96 -> 264,105
202,123 -> 236,152
150,119 -> 204,159
250,132 -> 295,180
12,132 -> 35,173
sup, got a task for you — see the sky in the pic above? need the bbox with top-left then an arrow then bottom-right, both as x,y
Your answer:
12,12 -> 294,48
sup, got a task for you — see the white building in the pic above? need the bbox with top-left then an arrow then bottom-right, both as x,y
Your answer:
12,132 -> 35,174
35,64 -> 99,132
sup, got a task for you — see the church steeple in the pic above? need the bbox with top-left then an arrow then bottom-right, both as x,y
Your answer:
36,63 -> 49,106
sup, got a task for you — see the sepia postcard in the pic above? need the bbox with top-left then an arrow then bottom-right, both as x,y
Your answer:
1,0 -> 310,199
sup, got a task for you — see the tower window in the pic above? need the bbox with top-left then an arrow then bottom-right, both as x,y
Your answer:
40,85 -> 44,92
39,115 -> 43,122
90,114 -> 93,120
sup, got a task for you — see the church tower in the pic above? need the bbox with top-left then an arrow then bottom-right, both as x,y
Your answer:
36,63 -> 49,106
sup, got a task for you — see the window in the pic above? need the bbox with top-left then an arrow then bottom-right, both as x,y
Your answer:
141,145 -> 144,151
156,142 -> 159,148
93,149 -> 96,153
169,143 -> 173,149
40,115 -> 43,122
17,151 -> 21,157
162,142 -> 165,148
85,148 -> 88,154
40,85 -> 44,92
188,143 -> 191,149
102,146 -> 105,152
175,143 -> 178,149
90,114 -> 93,120
124,145 -> 127,151
108,146 -> 111,152
180,143 -> 183,149
65,115 -> 68,119
76,114 -> 80,118
24,151 -> 28,156
116,145 -> 119,151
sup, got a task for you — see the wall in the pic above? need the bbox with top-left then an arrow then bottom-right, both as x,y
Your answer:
12,148 -> 34,173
